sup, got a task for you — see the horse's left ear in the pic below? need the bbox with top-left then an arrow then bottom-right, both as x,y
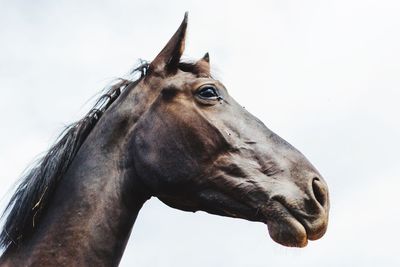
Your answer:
149,12 -> 188,75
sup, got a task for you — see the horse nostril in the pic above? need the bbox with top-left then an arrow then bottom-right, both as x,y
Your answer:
312,178 -> 328,207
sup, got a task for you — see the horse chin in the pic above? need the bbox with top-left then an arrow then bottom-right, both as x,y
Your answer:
266,216 -> 308,248
262,201 -> 309,247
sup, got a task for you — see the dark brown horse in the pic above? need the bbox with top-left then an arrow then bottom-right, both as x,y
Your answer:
0,13 -> 329,266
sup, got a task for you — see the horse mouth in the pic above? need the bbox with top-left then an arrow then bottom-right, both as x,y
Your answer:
263,201 -> 328,248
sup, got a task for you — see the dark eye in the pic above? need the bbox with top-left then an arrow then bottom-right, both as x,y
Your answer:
197,86 -> 219,99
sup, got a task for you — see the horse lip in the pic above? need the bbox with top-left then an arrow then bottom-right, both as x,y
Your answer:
262,200 -> 308,247
273,199 -> 328,242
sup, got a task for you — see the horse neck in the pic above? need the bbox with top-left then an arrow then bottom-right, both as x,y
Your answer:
3,104 -> 149,266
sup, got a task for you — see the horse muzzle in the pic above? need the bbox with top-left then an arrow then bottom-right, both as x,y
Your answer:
263,175 -> 330,247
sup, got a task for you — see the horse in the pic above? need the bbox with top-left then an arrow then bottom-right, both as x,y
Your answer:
0,13 -> 329,266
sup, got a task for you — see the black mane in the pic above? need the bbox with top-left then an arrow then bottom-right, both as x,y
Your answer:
0,62 -> 149,252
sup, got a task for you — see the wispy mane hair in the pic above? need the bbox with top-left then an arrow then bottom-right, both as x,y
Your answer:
0,62 -> 149,252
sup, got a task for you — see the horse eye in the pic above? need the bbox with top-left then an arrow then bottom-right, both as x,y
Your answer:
198,86 -> 218,99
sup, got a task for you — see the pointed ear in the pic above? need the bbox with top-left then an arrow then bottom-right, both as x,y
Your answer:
149,12 -> 188,75
194,52 -> 211,76
201,52 -> 210,63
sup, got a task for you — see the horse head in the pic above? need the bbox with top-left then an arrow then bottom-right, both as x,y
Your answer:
123,13 -> 330,247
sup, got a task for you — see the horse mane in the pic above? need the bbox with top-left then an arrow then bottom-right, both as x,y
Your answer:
0,61 -> 149,252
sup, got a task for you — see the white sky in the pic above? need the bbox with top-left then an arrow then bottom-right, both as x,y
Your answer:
0,0 -> 399,266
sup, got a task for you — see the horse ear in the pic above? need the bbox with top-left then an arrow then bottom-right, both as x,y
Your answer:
201,52 -> 210,63
194,52 -> 211,76
149,12 -> 188,75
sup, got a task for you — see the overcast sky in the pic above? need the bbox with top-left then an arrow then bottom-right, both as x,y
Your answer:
1,0 -> 399,266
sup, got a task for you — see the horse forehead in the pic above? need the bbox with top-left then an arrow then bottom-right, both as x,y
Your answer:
162,71 -> 220,90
